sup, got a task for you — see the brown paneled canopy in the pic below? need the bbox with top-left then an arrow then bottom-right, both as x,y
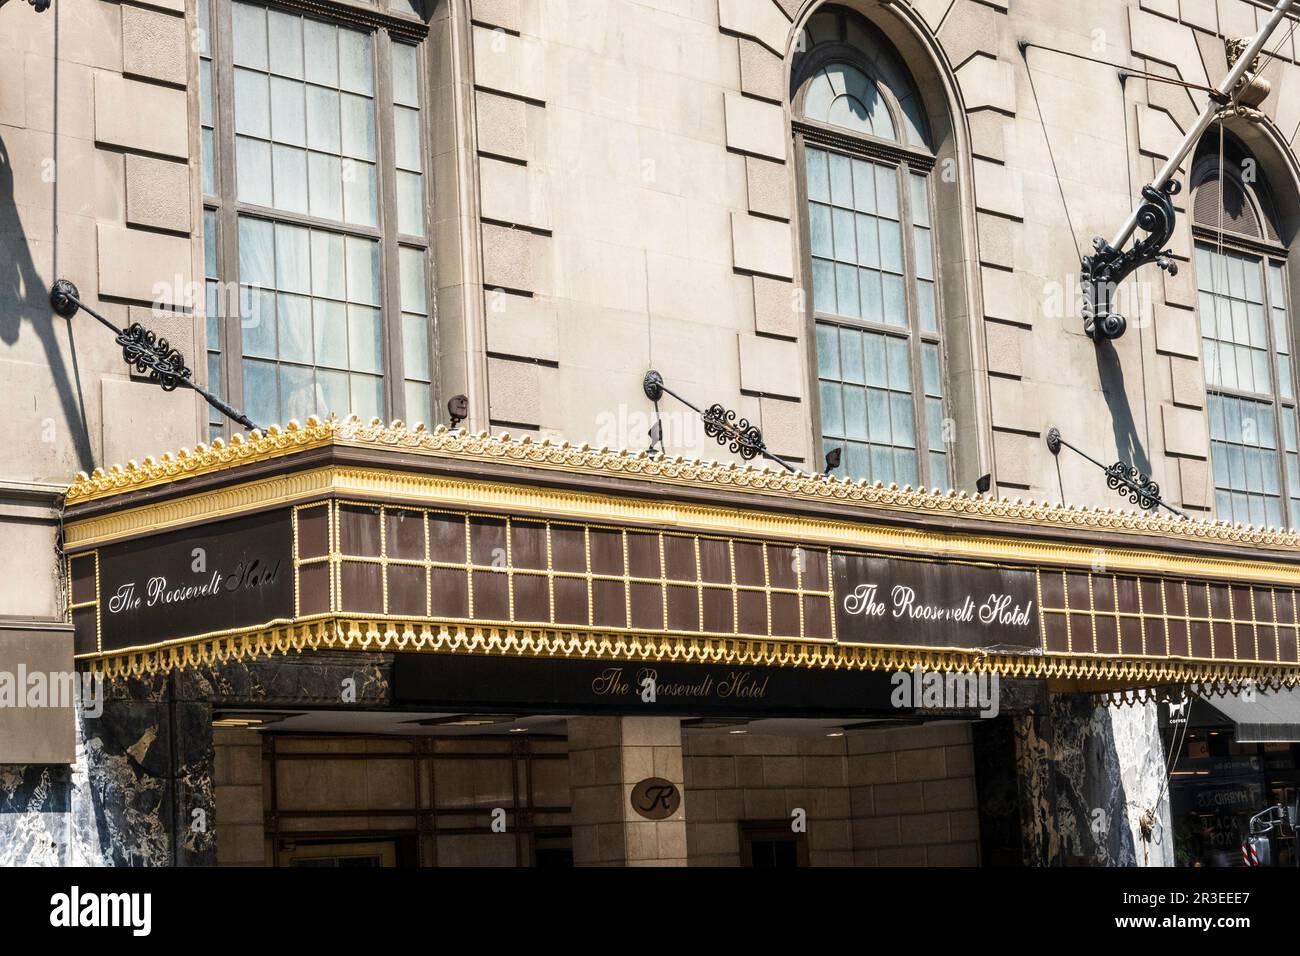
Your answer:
61,417 -> 1300,690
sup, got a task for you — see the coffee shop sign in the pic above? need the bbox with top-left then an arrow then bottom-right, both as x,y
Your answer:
843,584 -> 1034,628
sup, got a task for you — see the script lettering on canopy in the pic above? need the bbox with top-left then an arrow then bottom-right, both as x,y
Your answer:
832,553 -> 1040,652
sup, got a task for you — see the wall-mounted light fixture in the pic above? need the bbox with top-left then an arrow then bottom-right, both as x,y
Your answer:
823,447 -> 842,477
643,370 -> 798,474
446,394 -> 469,429
1047,426 -> 1188,519
50,279 -> 261,431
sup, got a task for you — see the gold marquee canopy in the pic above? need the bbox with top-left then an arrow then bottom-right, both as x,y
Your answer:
60,417 -> 1300,689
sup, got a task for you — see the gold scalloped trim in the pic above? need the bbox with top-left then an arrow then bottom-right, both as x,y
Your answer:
65,415 -> 1300,552
78,617 -> 1300,686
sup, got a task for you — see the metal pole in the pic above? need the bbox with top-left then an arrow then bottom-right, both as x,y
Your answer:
49,280 -> 262,432
1109,0 -> 1296,250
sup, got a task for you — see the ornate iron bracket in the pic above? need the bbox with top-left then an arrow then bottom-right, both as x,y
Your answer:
643,370 -> 797,474
50,279 -> 262,432
1080,180 -> 1181,341
0,0 -> 52,11
1047,426 -> 1188,519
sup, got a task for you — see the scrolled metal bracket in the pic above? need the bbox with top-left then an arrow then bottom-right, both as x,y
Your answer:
1047,426 -> 1188,519
1081,181 -> 1181,341
642,369 -> 797,474
50,279 -> 262,432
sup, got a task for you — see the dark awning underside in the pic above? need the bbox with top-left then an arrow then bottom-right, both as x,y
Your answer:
1206,687 -> 1300,743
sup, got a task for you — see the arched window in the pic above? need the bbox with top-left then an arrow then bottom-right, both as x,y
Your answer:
794,5 -> 947,489
1191,133 -> 1298,529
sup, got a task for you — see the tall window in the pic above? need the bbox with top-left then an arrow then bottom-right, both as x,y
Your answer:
198,0 -> 432,440
1191,135 -> 1298,529
795,6 -> 948,489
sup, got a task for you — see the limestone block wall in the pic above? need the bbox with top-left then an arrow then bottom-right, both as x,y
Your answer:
0,0 -> 203,484
0,0 -> 203,626
568,716 -> 688,866
846,722 -> 981,866
927,0 -> 1300,510
213,728 -> 267,866
682,723 -> 980,866
464,0 -> 812,463
455,0 -> 1300,516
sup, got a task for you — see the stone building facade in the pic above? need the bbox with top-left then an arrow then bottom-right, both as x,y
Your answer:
1,0 -> 1299,866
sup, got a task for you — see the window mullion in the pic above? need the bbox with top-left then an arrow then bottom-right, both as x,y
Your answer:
897,160 -> 928,490
375,28 -> 407,422
214,0 -> 247,434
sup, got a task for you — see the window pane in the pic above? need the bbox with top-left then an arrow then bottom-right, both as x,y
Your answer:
306,87 -> 342,153
236,137 -> 272,205
806,149 -> 829,203
342,160 -> 378,226
308,152 -> 343,220
403,314 -> 430,381
855,215 -> 879,269
345,236 -> 380,305
310,231 -> 346,299
851,159 -> 876,214
313,300 -> 349,368
242,359 -> 279,426
819,382 -> 843,436
271,145 -> 309,213
340,94 -> 376,161
234,69 -> 271,138
396,171 -> 424,236
909,174 -> 929,227
282,364 -> 317,422
267,10 -> 304,79
838,327 -> 864,384
882,273 -> 906,328
913,227 -> 934,281
242,287 -> 276,358
394,107 -> 422,171
350,374 -> 385,421
304,20 -> 339,86
829,152 -> 852,207
270,77 -> 306,146
238,217 -> 275,288
339,29 -> 375,96
317,369 -> 350,415
916,281 -> 936,334
392,43 -> 420,107
399,246 -> 428,314
812,259 -> 836,314
859,270 -> 883,324
878,219 -> 902,273
278,293 -> 313,364
886,335 -> 910,391
274,222 -> 311,294
835,264 -> 860,318
405,381 -> 432,426
232,2 -> 268,70
922,343 -> 942,397
874,166 -> 898,219
347,305 -> 384,374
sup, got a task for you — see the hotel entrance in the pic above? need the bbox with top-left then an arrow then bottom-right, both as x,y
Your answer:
213,701 -> 991,867
58,420 -> 1300,867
